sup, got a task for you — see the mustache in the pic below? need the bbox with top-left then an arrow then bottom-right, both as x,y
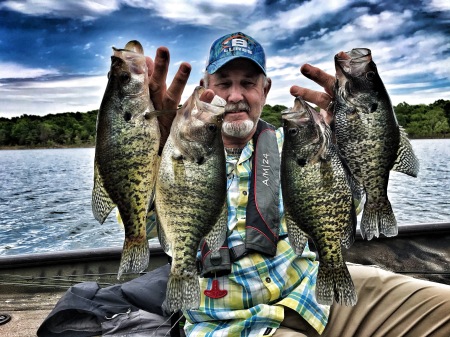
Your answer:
224,102 -> 250,113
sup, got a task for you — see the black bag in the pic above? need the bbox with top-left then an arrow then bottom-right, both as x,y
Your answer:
37,264 -> 183,337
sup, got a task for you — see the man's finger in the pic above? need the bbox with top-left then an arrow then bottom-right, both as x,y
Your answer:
146,56 -> 154,78
199,89 -> 215,104
164,62 -> 191,109
290,85 -> 333,111
149,47 -> 170,110
300,64 -> 335,97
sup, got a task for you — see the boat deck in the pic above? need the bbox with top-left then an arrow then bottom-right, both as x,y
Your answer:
0,243 -> 167,337
0,287 -> 66,337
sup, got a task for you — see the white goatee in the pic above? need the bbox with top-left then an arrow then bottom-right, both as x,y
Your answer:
222,120 -> 254,138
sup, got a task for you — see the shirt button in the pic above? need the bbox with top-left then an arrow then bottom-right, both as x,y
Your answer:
243,191 -> 247,196
265,277 -> 271,283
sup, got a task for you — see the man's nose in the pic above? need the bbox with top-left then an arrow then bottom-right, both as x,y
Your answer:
227,85 -> 244,103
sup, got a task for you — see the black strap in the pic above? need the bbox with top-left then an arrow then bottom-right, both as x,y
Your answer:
230,234 -> 289,262
197,237 -> 231,277
245,120 -> 281,256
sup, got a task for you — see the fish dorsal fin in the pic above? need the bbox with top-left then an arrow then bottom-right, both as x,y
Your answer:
392,127 -> 420,177
92,160 -> 116,224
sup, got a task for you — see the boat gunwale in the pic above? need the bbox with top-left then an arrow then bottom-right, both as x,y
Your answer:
0,243 -> 165,270
0,222 -> 449,270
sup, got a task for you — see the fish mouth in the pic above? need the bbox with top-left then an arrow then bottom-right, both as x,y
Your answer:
194,87 -> 226,117
335,48 -> 372,78
281,111 -> 310,125
112,45 -> 148,77
173,86 -> 224,163
282,96 -> 315,125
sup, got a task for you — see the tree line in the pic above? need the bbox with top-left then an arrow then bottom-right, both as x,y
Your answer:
261,99 -> 450,138
0,100 -> 449,148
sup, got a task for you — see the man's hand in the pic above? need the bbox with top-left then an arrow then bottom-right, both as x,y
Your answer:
147,47 -> 218,149
290,64 -> 335,125
147,47 -> 191,148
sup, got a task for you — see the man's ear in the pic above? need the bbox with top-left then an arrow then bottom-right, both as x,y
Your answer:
264,77 -> 272,98
200,78 -> 205,87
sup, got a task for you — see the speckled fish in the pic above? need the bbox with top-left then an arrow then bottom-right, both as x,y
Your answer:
155,86 -> 228,312
92,40 -> 160,279
281,96 -> 360,306
333,48 -> 419,240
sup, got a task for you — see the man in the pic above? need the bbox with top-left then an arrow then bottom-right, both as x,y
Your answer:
148,32 -> 450,336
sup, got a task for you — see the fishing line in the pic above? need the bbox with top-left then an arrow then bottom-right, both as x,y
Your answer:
150,311 -> 177,337
163,313 -> 184,337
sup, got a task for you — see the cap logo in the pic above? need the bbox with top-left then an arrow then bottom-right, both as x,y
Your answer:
232,38 -> 247,48
221,35 -> 253,55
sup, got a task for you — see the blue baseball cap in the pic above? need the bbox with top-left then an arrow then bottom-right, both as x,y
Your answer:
206,32 -> 266,75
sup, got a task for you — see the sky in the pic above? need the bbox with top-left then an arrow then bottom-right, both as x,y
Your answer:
0,0 -> 449,118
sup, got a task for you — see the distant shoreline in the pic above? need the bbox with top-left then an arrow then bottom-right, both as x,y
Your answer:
1,137 -> 449,151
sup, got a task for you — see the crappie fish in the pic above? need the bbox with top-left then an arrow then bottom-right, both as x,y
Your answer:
155,86 -> 228,312
281,96 -> 359,306
333,48 -> 419,240
92,40 -> 160,279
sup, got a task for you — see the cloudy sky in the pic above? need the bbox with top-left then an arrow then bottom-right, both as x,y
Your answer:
0,0 -> 449,118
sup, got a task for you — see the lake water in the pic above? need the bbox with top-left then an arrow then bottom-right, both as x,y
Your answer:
0,139 -> 449,256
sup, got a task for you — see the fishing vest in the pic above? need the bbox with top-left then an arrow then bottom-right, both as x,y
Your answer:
198,120 -> 281,277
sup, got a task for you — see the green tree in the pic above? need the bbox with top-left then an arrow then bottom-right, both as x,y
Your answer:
1,100 -> 449,148
261,104 -> 287,128
394,102 -> 414,127
406,106 -> 449,138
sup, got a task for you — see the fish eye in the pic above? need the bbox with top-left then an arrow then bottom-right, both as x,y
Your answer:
370,103 -> 378,112
297,158 -> 307,166
366,71 -> 375,80
120,72 -> 131,83
347,106 -> 357,115
207,123 -> 217,132
288,128 -> 298,136
124,111 -> 132,121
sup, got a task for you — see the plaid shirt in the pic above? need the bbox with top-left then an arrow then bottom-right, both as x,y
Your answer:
183,126 -> 330,336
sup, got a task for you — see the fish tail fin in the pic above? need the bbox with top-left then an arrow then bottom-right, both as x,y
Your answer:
379,203 -> 398,237
316,263 -> 357,306
163,273 -> 200,313
117,237 -> 149,279
360,199 -> 397,240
